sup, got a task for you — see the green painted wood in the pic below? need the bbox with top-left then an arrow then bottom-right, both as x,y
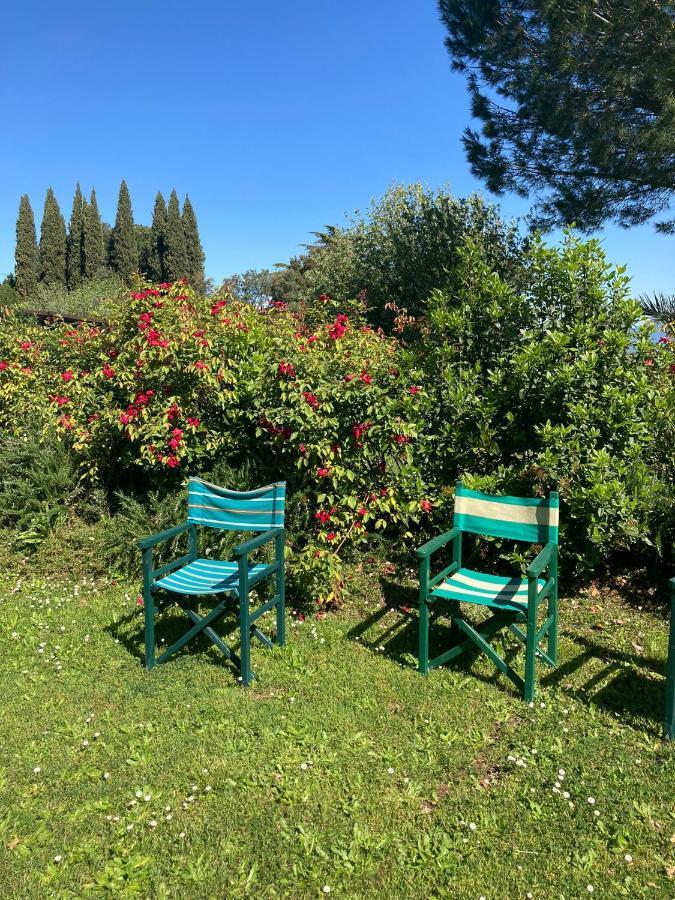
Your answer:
250,594 -> 281,625
142,547 -> 155,671
428,560 -> 460,590
527,542 -> 556,577
454,616 -> 525,693
138,521 -> 191,550
524,576 -> 539,702
664,578 -> 675,741
155,598 -> 229,665
152,551 -> 194,581
454,481 -> 559,545
548,544 -> 559,665
238,553 -> 252,686
252,627 -> 273,649
416,526 -> 462,560
418,553 -> 430,675
428,612 -> 511,669
275,530 -> 286,647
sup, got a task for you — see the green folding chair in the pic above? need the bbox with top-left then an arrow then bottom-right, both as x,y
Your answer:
138,477 -> 286,685
665,577 -> 675,741
417,481 -> 559,701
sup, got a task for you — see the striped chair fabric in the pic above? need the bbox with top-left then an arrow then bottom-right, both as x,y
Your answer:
453,483 -> 559,545
187,478 -> 285,532
155,559 -> 272,596
431,568 -> 545,614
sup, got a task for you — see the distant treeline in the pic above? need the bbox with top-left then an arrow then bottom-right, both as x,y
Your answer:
13,181 -> 205,297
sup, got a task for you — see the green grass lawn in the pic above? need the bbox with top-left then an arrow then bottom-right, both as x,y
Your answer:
0,559 -> 673,898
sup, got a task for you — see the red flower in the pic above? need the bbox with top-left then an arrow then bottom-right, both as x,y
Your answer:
210,299 -> 227,316
131,291 -> 146,300
135,390 -> 153,407
166,403 -> 180,421
307,335 -> 318,344
0,361 -> 8,371
299,443 -> 306,454
352,422 -> 372,445
303,391 -> 319,409
108,349 -> 120,359
58,415 -> 73,430
409,385 -> 421,395
159,282 -> 172,290
328,314 -> 349,340
20,341 -> 32,351
644,359 -> 653,366
194,361 -> 208,371
50,395 -> 70,407
393,434 -> 411,444
326,532 -> 336,541
420,499 -> 432,512
319,294 -> 331,303
317,467 -> 330,478
186,417 -> 200,428
357,507 -> 367,517
102,364 -> 115,378
166,454 -> 180,468
278,360 -> 296,378
61,369 -> 74,382
359,371 -> 373,385
315,509 -> 331,524
272,300 -> 288,309
344,373 -> 356,383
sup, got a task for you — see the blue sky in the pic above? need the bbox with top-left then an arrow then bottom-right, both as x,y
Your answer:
1,0 -> 672,295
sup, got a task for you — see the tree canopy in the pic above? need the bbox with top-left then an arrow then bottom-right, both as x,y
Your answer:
438,0 -> 675,231
15,195 -> 39,297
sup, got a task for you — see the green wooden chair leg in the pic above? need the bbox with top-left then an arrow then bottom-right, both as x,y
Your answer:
142,548 -> 155,671
524,582 -> 538,702
548,593 -> 558,666
419,600 -> 430,675
238,555 -> 252,686
664,580 -> 675,741
276,531 -> 286,647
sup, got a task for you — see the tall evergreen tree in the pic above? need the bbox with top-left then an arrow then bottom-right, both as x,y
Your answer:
181,195 -> 205,292
163,189 -> 189,282
66,183 -> 84,289
83,188 -> 105,279
39,187 -> 67,286
15,195 -> 40,297
110,180 -> 136,280
151,191 -> 168,282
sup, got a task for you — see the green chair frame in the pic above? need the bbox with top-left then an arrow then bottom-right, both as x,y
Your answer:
138,479 -> 285,685
417,482 -> 559,702
665,577 -> 675,741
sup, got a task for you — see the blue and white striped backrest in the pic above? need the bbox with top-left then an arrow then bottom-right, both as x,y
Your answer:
187,478 -> 286,532
454,482 -> 559,545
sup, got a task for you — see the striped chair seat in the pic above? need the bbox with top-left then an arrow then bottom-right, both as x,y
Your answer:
154,558 -> 270,596
431,568 -> 545,615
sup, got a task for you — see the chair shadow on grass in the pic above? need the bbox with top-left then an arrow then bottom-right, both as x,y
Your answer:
106,597 -> 244,675
346,578 -> 528,699
349,580 -> 669,723
542,633 -> 667,730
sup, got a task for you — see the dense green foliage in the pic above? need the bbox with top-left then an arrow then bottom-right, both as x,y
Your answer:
163,190 -> 189,283
110,180 -> 136,282
83,188 -> 105,279
12,184 -> 205,300
66,184 -> 84,290
39,188 -> 67,287
14,194 -> 39,297
438,0 -> 675,232
0,216 -> 672,603
269,185 -> 526,329
182,195 -> 205,293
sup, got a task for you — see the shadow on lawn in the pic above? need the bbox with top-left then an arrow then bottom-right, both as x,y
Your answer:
346,578 -> 525,699
350,580 -> 668,727
106,599 -> 243,675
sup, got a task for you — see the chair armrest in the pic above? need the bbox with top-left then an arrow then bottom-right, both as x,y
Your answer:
416,527 -> 461,560
527,542 -> 556,578
234,527 -> 283,559
138,522 -> 191,551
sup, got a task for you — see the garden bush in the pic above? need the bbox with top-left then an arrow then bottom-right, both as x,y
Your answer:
0,229 -> 672,604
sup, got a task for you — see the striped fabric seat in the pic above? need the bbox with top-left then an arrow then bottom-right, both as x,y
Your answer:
154,558 -> 270,596
431,567 -> 545,615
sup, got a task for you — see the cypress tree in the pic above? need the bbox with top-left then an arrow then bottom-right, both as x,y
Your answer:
66,183 -> 84,289
83,188 -> 105,279
163,189 -> 189,282
39,187 -> 67,286
110,180 -> 136,281
182,195 -> 205,292
151,191 -> 168,282
15,195 -> 40,297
